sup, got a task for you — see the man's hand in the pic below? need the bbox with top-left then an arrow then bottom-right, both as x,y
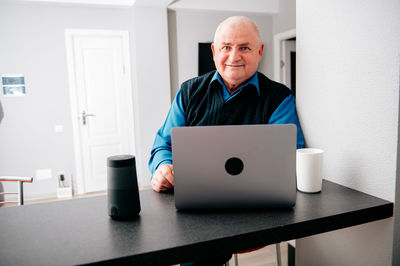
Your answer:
151,164 -> 174,192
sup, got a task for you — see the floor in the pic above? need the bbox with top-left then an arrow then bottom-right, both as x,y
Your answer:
0,190 -> 106,207
1,191 -> 289,266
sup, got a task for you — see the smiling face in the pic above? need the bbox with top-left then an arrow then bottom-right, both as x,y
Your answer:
211,17 -> 264,91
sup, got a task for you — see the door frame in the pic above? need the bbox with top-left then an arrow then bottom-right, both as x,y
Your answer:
65,29 -> 135,195
273,28 -> 296,83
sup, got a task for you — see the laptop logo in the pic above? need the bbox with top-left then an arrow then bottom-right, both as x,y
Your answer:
225,157 -> 244,176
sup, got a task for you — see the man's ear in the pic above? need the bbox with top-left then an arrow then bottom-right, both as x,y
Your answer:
211,43 -> 216,57
258,43 -> 265,57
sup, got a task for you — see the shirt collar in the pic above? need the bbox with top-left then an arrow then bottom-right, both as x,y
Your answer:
210,71 -> 260,97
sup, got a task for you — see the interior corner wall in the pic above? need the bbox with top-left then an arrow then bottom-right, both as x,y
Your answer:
132,6 -> 171,187
168,9 -> 273,99
272,0 -> 296,35
271,0 -> 296,82
296,0 -> 400,265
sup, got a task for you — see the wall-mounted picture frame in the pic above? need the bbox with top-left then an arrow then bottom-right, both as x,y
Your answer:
1,74 -> 26,97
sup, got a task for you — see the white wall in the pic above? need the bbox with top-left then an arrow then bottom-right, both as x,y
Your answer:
168,9 -> 274,99
297,219 -> 394,266
132,6 -> 171,186
296,0 -> 400,264
0,2 -> 134,197
273,0 -> 296,35
394,98 -> 400,265
0,2 -> 170,196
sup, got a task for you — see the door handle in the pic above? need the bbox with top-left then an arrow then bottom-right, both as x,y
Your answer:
82,111 -> 96,125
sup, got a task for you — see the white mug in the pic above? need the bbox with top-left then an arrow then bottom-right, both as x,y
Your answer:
296,148 -> 324,193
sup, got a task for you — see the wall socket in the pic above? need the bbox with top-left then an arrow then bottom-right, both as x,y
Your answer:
54,125 -> 64,133
35,168 -> 52,181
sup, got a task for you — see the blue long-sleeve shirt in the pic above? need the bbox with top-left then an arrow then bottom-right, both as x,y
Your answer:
149,72 -> 304,175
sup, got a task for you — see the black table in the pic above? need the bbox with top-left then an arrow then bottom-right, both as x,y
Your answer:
0,180 -> 393,266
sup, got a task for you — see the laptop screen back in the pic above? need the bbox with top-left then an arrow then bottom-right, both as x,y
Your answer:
172,124 -> 297,210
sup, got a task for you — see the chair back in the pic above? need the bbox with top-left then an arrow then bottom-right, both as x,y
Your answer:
0,176 -> 33,206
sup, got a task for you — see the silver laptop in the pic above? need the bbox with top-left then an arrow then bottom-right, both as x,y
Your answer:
172,124 -> 297,210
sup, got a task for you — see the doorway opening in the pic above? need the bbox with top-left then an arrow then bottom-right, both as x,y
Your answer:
274,29 -> 296,96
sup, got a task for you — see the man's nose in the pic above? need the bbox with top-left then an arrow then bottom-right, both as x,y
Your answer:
229,48 -> 241,62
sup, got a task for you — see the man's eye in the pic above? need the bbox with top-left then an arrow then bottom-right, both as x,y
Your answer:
240,47 -> 250,51
222,46 -> 230,51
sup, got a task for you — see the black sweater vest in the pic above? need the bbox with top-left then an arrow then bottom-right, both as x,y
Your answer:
180,71 -> 292,126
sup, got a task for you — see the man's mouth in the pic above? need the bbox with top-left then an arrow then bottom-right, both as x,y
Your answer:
226,64 -> 245,67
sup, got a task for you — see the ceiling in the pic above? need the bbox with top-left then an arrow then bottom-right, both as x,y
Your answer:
18,0 -> 280,13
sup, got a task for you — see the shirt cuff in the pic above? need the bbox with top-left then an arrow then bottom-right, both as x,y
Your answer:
149,149 -> 173,175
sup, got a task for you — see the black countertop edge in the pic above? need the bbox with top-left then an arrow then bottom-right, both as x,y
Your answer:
85,202 -> 393,266
76,181 -> 394,266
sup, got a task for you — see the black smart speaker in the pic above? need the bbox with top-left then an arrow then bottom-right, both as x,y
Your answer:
107,155 -> 141,220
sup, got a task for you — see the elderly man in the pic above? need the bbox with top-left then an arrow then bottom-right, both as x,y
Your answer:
149,15 -> 304,266
149,16 -> 304,194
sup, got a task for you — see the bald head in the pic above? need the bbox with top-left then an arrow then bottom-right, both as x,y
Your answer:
211,16 -> 264,92
214,16 -> 262,47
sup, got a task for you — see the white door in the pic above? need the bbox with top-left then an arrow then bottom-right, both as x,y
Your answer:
65,30 -> 135,193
